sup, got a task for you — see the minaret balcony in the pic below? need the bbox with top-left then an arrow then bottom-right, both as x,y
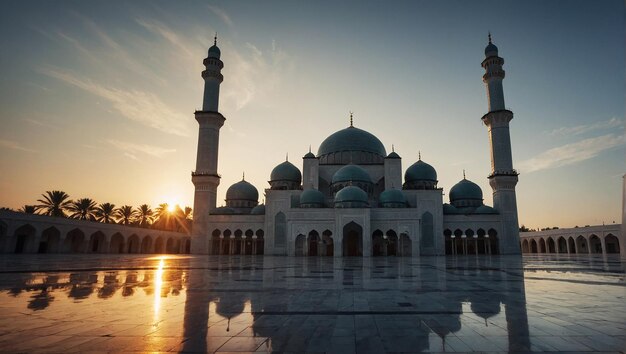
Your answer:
488,169 -> 519,179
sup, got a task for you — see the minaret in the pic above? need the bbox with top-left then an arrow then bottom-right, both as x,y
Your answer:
191,35 -> 225,254
481,34 -> 521,255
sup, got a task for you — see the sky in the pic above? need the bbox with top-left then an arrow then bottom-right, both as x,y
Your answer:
0,0 -> 624,229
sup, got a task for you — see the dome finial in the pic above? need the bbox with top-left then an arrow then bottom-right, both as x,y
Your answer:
242,171 -> 245,181
214,32 -> 218,46
308,145 -> 311,153
488,31 -> 492,44
286,152 -> 289,162
349,111 -> 353,127
418,150 -> 421,160
392,144 -> 395,153
463,169 -> 466,179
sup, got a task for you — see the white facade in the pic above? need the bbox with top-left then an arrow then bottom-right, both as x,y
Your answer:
191,37 -> 522,257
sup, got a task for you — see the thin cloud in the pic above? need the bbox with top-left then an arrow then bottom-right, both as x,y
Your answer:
0,139 -> 37,153
107,139 -> 176,158
135,18 -> 194,58
518,133 -> 625,173
207,5 -> 233,27
547,117 -> 623,136
41,68 -> 190,136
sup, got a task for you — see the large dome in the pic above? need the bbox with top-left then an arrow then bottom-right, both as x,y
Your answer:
405,160 -> 437,183
449,178 -> 483,203
300,189 -> 325,208
331,164 -> 372,184
270,161 -> 302,183
379,189 -> 407,208
318,126 -> 386,158
334,186 -> 369,208
226,179 -> 259,202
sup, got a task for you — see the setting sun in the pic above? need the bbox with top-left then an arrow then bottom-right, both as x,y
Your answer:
167,204 -> 176,213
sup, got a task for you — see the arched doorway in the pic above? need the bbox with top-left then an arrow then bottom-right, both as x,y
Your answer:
211,229 -> 221,255
255,229 -> 264,255
399,233 -> 411,256
530,239 -> 538,253
64,229 -> 85,253
465,229 -> 476,255
605,234 -> 620,254
568,237 -> 576,254
154,236 -> 165,254
244,229 -> 254,255
141,235 -> 153,253
110,233 -> 125,253
14,224 -> 36,253
40,227 -> 61,253
88,231 -> 106,253
444,229 -> 453,255
127,234 -> 140,253
322,230 -> 333,256
521,239 -> 529,253
576,236 -> 587,254
222,230 -> 231,255
589,235 -> 602,254
486,229 -> 498,254
386,230 -> 398,256
342,222 -> 362,257
308,231 -> 320,256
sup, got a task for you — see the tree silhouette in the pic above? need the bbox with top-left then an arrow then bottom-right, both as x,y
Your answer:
95,203 -> 116,223
67,198 -> 98,220
36,190 -> 71,217
137,204 -> 154,227
18,205 -> 37,214
116,205 -> 136,225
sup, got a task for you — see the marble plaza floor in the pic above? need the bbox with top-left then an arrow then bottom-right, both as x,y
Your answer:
0,254 -> 624,353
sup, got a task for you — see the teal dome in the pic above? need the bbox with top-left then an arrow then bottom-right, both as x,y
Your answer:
300,189 -> 325,208
250,204 -> 266,215
379,189 -> 407,208
226,180 -> 259,202
318,126 -> 386,158
331,164 -> 371,184
334,186 -> 369,208
485,42 -> 498,57
303,151 -> 316,159
475,205 -> 498,214
208,44 -> 221,59
449,179 -> 483,203
405,160 -> 437,183
270,161 -> 302,183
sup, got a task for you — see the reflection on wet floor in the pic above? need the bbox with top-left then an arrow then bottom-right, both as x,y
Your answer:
0,254 -> 624,352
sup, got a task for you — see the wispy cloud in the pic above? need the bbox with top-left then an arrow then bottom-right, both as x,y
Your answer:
207,5 -> 233,27
41,68 -> 190,136
547,117 -> 624,136
0,139 -> 36,153
135,18 -> 194,58
107,139 -> 176,159
518,133 -> 625,173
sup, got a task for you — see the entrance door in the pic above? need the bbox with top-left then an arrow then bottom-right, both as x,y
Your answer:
342,222 -> 362,257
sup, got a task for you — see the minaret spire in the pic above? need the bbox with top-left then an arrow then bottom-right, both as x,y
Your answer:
214,32 -> 217,46
418,150 -> 421,160
488,31 -> 492,44
463,169 -> 466,179
349,111 -> 353,127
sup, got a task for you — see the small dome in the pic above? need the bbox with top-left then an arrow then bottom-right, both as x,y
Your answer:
443,203 -> 461,215
211,206 -> 236,215
270,161 -> 302,183
475,205 -> 498,214
334,186 -> 369,208
331,164 -> 371,184
379,189 -> 407,208
318,126 -> 386,158
386,151 -> 401,159
250,204 -> 266,215
208,44 -> 221,59
485,35 -> 498,57
226,179 -> 259,202
303,151 -> 316,159
449,178 -> 483,203
405,159 -> 437,183
300,189 -> 325,208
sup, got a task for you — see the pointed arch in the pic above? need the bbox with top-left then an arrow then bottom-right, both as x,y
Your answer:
88,231 -> 106,253
342,222 -> 363,257
40,226 -> 61,253
420,212 -> 434,249
110,233 -> 125,253
65,228 -> 85,253
141,235 -> 153,253
605,234 -> 620,254
274,212 -> 287,247
14,224 -> 36,253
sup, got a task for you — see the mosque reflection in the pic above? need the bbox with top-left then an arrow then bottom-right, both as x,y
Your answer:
2,256 -> 531,352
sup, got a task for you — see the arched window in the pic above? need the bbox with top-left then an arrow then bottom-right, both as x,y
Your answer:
274,212 -> 286,247
421,212 -> 434,248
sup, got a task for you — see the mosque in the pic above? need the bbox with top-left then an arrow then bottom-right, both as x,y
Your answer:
191,35 -> 521,257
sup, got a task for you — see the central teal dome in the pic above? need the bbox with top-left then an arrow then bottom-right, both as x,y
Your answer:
332,164 -> 372,184
379,189 -> 407,208
449,179 -> 483,202
270,161 -> 302,183
405,160 -> 437,183
300,189 -> 325,208
318,126 -> 386,158
226,180 -> 259,202
334,186 -> 369,208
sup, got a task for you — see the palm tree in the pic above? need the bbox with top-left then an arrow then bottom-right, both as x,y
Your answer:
154,203 -> 172,231
67,198 -> 98,220
95,203 -> 116,223
183,206 -> 192,220
116,205 -> 136,225
36,190 -> 72,217
18,205 -> 37,214
137,204 -> 154,227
